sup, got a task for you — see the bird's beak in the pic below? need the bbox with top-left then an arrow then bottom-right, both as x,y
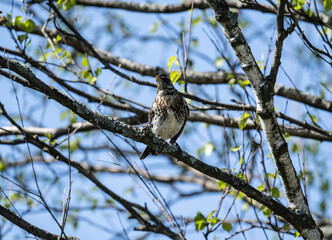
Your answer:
156,75 -> 162,81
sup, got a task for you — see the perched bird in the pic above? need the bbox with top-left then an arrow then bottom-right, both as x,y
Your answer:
139,73 -> 189,160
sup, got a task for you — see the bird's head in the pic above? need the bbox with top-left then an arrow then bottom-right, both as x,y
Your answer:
156,73 -> 174,92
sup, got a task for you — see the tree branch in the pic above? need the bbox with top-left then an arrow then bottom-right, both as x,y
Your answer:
0,205 -> 79,240
1,22 -> 331,112
0,55 -> 323,239
206,0 -> 322,239
28,0 -> 332,28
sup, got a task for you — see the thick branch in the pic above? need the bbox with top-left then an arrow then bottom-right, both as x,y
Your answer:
0,55 -> 323,238
1,23 -> 331,112
31,0 -> 332,28
206,0 -> 322,239
0,205 -> 79,240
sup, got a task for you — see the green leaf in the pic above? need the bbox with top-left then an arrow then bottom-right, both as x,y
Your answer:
222,222 -> 232,232
231,145 -> 242,152
62,0 -> 76,11
60,111 -> 68,120
228,78 -> 236,88
20,19 -> 35,33
284,132 -> 291,139
192,17 -> 202,26
238,80 -> 250,88
168,56 -> 177,70
0,161 -> 5,171
208,17 -> 218,28
294,0 -> 305,10
82,57 -> 89,67
45,132 -> 52,141
194,212 -> 206,231
270,187 -> 281,199
239,156 -> 244,165
82,70 -> 91,79
170,71 -> 181,84
17,34 -> 27,44
311,115 -> 318,124
56,35 -> 62,42
208,217 -> 220,227
295,231 -> 300,238
238,112 -> 250,130
14,16 -> 23,26
324,0 -> 331,11
262,207 -> 272,218
88,76 -> 97,85
215,57 -> 224,68
218,181 -> 226,191
257,182 -> 264,191
282,224 -> 290,232
94,67 -> 102,76
292,143 -> 300,153
150,21 -> 160,34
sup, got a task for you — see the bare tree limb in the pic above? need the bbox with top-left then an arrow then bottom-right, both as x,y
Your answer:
0,22 -> 331,112
206,0 -> 322,239
0,205 -> 79,240
27,0 -> 332,28
0,55 -> 324,238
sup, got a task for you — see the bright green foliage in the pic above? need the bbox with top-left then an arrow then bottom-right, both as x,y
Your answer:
238,80 -> 250,88
194,211 -> 221,231
0,161 -> 5,171
82,57 -> 89,67
265,172 -> 277,179
257,182 -> 265,191
17,34 -> 27,43
282,224 -> 290,232
94,67 -> 102,76
294,0 -> 306,10
13,16 -> 23,26
284,132 -> 291,139
192,17 -> 202,27
259,205 -> 272,218
20,19 -> 35,33
58,0 -> 76,11
238,112 -> 250,130
228,78 -> 236,88
215,57 -> 224,68
270,187 -> 281,199
239,156 -> 244,164
170,71 -> 181,84
194,212 -> 206,231
208,17 -> 218,28
222,222 -> 232,232
168,56 -> 177,70
231,145 -> 242,152
295,231 -> 300,238
207,210 -> 220,228
292,143 -> 300,153
324,0 -> 332,11
150,21 -> 161,34
218,180 -> 226,191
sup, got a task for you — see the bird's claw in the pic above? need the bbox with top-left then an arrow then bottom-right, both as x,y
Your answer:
173,142 -> 182,152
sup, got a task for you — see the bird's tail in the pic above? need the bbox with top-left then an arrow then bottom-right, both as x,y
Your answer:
139,146 -> 159,160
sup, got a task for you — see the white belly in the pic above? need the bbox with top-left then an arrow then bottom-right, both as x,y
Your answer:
152,109 -> 182,140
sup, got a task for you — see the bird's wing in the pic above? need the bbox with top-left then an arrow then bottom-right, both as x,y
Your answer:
170,95 -> 189,144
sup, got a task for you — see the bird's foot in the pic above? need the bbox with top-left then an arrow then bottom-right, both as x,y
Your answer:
173,142 -> 182,152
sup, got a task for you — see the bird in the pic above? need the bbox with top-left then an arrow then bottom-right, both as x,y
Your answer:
139,73 -> 189,160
